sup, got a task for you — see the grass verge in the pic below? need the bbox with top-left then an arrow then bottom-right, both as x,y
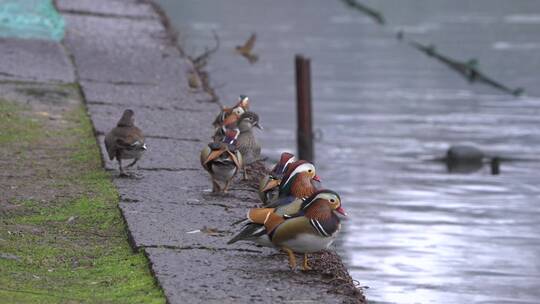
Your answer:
0,90 -> 165,303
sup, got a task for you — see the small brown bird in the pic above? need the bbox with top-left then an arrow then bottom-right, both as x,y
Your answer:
235,33 -> 259,64
104,109 -> 147,176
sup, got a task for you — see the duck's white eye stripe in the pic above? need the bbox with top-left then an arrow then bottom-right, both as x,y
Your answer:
282,163 -> 314,186
283,156 -> 296,169
314,193 -> 332,201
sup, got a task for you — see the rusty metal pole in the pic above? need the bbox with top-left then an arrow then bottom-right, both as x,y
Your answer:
295,55 -> 314,163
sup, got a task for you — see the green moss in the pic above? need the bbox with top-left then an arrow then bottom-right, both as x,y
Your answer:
0,100 -> 41,144
0,99 -> 165,303
67,105 -> 101,165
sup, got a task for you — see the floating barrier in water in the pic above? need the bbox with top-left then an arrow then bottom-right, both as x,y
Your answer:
0,0 -> 64,41
408,40 -> 524,96
340,1 -> 525,96
340,0 -> 385,25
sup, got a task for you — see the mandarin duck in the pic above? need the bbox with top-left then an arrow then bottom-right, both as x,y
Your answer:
229,189 -> 346,271
235,33 -> 259,64
229,160 -> 320,247
236,111 -> 262,179
104,109 -> 147,176
212,95 -> 250,129
258,152 -> 296,205
278,160 -> 321,199
200,128 -> 243,193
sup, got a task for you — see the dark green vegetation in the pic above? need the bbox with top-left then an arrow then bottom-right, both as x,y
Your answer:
0,84 -> 165,303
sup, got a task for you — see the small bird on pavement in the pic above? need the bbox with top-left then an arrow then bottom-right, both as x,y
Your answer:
104,109 -> 147,177
235,33 -> 259,64
228,189 -> 346,271
259,152 -> 296,205
236,111 -> 263,179
200,128 -> 243,193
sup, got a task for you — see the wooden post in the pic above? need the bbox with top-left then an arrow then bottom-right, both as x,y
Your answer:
295,55 -> 314,163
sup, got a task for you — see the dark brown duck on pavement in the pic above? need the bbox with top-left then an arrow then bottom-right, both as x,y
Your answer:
104,109 -> 147,176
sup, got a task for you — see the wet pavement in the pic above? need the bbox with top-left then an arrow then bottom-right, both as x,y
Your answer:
157,0 -> 540,303
0,0 -> 360,303
0,38 -> 74,83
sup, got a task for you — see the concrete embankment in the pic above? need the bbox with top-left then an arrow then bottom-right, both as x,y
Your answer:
52,0 -> 366,303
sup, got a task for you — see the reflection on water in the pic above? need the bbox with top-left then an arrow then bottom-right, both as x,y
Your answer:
158,0 -> 540,302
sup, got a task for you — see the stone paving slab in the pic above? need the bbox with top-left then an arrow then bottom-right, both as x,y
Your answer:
0,38 -> 75,83
119,198 -> 259,250
0,82 -> 79,107
114,170 -> 207,203
147,248 -> 346,304
63,14 -> 184,85
88,103 -> 214,140
111,170 -> 257,207
64,13 -> 165,48
81,80 -> 215,112
57,0 -> 157,19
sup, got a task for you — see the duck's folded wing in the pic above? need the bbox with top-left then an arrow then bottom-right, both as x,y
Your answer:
265,195 -> 296,209
247,208 -> 275,224
247,208 -> 286,235
227,223 -> 266,244
269,217 -> 312,243
309,215 -> 340,237
104,133 -> 116,160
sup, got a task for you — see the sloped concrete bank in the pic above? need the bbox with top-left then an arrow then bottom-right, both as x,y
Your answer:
56,0 -> 366,303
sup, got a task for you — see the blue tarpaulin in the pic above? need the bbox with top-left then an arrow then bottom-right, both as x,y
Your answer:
0,0 -> 64,41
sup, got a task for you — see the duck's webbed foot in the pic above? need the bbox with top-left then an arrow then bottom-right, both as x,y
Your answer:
282,247 -> 297,271
302,253 -> 312,271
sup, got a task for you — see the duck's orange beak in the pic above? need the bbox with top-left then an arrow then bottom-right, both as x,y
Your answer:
203,149 -> 224,165
336,206 -> 347,216
261,178 -> 281,192
313,175 -> 321,182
